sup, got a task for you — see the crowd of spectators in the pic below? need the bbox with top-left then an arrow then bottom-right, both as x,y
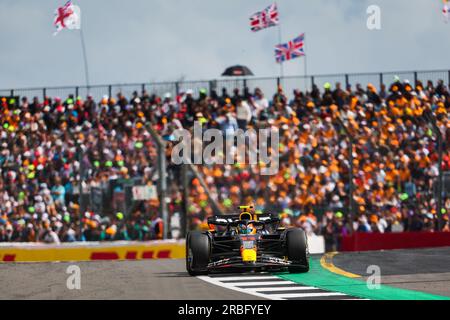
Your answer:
0,92 -> 168,243
1,76 -> 449,246
161,77 -> 450,247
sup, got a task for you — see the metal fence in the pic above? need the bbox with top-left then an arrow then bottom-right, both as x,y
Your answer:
2,69 -> 450,102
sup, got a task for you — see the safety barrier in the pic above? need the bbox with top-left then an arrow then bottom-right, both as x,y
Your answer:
0,235 -> 324,263
0,240 -> 185,263
341,232 -> 450,252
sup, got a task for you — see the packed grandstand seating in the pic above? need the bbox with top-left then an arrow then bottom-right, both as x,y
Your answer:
1,77 -> 449,248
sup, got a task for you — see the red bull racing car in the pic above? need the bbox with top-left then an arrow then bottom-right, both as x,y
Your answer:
186,206 -> 310,275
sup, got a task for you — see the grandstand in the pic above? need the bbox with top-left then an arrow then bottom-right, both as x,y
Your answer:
0,71 -> 449,252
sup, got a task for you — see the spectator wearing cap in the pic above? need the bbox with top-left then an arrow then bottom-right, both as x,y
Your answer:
322,83 -> 334,106
321,210 -> 340,252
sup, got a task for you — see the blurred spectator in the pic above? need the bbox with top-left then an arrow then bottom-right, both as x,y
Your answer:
0,76 -> 449,245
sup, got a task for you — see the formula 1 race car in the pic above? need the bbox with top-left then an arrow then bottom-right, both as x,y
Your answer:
186,206 -> 309,275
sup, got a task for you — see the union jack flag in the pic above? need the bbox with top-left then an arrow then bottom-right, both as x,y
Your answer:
275,33 -> 305,63
250,3 -> 279,32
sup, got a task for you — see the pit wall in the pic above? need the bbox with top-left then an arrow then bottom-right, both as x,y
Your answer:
341,232 -> 450,252
0,236 -> 325,263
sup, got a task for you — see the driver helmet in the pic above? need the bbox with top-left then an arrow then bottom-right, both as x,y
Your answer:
238,223 -> 248,235
238,223 -> 255,235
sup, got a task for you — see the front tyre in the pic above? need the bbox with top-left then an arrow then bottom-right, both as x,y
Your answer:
286,228 -> 310,273
186,231 -> 210,276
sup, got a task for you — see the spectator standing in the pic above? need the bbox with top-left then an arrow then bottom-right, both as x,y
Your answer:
236,99 -> 252,130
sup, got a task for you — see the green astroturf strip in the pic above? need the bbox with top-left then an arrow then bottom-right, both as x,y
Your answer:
274,257 -> 450,300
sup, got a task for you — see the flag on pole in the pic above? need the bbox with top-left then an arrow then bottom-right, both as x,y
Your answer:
53,1 -> 81,35
275,33 -> 305,63
443,0 -> 449,23
250,3 -> 279,32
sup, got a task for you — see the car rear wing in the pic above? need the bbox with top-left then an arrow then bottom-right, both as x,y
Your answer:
207,213 -> 280,226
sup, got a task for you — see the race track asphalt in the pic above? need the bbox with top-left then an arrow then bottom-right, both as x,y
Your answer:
1,247 -> 449,300
332,247 -> 450,297
0,259 -> 262,300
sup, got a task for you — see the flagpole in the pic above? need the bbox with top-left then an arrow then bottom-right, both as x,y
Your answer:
303,33 -> 308,93
277,24 -> 284,80
78,27 -> 89,240
276,2 -> 284,87
79,28 -> 90,93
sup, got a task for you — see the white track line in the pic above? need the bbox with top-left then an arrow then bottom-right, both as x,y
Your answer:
232,281 -> 298,286
253,286 -> 320,292
266,292 -> 347,299
210,276 -> 279,281
197,276 -> 285,300
196,275 -> 363,300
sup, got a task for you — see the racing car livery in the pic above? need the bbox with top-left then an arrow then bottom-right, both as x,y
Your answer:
186,206 -> 310,275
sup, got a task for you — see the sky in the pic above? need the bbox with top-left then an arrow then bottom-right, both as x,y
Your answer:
0,0 -> 449,89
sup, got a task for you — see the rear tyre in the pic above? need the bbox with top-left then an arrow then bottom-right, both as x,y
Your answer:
286,229 -> 310,273
186,231 -> 210,276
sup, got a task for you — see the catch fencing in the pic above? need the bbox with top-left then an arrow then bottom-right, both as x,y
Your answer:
2,69 -> 450,101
